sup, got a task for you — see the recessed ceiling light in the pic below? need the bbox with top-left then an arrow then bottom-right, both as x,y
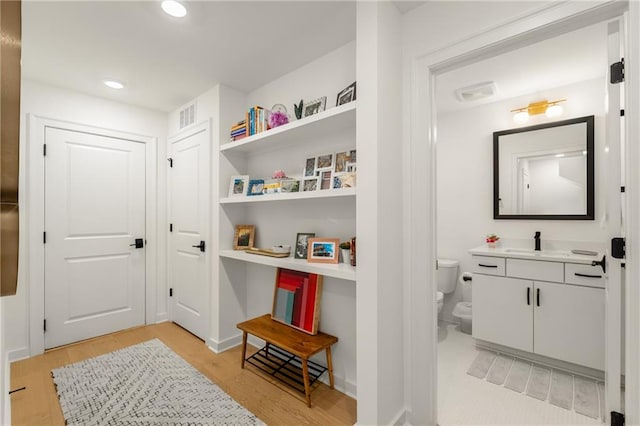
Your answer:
104,80 -> 124,90
161,0 -> 187,18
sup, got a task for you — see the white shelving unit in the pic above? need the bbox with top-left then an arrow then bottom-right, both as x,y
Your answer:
219,250 -> 356,281
220,102 -> 356,155
220,187 -> 355,204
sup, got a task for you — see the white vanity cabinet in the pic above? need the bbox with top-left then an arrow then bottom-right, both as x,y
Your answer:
471,251 -> 605,371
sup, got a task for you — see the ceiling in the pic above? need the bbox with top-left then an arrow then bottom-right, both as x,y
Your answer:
435,20 -> 609,114
22,1 -> 358,112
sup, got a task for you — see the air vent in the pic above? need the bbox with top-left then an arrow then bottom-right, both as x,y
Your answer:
455,81 -> 498,103
179,102 -> 196,129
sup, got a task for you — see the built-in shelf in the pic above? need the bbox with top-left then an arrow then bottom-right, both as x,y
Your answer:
220,187 -> 356,204
220,102 -> 356,155
219,250 -> 356,281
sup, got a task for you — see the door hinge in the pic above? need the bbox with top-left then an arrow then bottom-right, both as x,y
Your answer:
43,319 -> 47,332
621,186 -> 626,193
612,237 -> 625,259
43,232 -> 46,244
620,109 -> 625,117
169,223 -> 173,232
611,411 -> 625,426
168,158 -> 173,168
610,58 -> 624,84
169,288 -> 173,297
43,144 -> 47,156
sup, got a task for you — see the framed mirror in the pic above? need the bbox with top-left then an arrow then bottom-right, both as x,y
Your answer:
494,115 -> 594,220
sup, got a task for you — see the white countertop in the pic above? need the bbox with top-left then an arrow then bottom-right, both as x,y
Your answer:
469,245 -> 603,264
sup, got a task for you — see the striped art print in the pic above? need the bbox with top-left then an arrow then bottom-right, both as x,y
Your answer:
271,268 -> 323,335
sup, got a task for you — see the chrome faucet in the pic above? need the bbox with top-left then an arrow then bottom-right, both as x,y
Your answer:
534,231 -> 541,251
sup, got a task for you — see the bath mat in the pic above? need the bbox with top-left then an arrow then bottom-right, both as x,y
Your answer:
52,339 -> 264,426
466,349 -> 496,379
504,359 -> 531,393
549,370 -> 574,410
526,365 -> 551,401
468,349 -> 603,420
486,355 -> 513,385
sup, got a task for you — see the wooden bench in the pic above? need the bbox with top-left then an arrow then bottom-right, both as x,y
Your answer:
237,314 -> 338,407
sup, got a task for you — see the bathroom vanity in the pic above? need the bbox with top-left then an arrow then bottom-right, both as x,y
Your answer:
470,246 -> 605,371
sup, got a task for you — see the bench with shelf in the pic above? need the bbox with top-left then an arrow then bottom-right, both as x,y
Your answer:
237,314 -> 338,407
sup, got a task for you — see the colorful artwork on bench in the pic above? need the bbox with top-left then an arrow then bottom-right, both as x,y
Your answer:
271,268 -> 323,335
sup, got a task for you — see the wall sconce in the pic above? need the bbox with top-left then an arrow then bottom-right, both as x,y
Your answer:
511,99 -> 566,124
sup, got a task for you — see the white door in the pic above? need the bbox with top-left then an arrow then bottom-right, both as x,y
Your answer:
533,281 -> 605,370
472,274 -> 533,352
604,19 -> 625,419
44,127 -> 146,349
168,123 -> 210,340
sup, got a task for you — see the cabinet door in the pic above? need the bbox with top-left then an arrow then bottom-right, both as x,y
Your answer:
534,281 -> 604,370
472,274 -> 533,352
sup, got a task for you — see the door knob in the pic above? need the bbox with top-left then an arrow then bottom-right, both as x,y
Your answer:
591,255 -> 606,273
129,238 -> 144,249
192,240 -> 206,252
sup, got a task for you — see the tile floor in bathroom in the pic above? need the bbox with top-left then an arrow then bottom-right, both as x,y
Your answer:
437,321 -> 604,425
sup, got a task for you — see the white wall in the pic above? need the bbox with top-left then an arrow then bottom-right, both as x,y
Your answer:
436,78 -> 606,324
4,80 -> 167,360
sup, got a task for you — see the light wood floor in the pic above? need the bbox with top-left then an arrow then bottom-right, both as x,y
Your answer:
10,322 -> 356,425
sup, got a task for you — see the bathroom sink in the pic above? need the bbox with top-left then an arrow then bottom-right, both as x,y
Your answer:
504,248 -> 571,257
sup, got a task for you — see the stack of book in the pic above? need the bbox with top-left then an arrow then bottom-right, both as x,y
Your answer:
247,106 -> 268,136
230,120 -> 247,142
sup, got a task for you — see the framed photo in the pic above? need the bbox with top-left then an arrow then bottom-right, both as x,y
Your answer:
228,175 -> 249,197
302,177 -> 319,192
320,170 -> 332,190
294,232 -> 316,259
280,179 -> 300,193
307,238 -> 340,264
272,268 -> 323,335
247,179 -> 264,196
333,172 -> 356,189
316,153 -> 334,170
334,150 -> 356,173
303,96 -> 327,117
234,224 -> 255,250
336,82 -> 356,106
304,157 -> 316,177
346,162 -> 357,173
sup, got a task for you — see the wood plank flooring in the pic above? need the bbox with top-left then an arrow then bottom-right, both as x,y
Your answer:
10,322 -> 356,425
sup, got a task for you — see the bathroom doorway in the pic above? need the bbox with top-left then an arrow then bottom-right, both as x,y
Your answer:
430,11 -> 627,426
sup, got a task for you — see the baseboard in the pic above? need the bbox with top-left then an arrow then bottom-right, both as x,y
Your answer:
154,313 -> 169,323
245,336 -> 358,399
4,352 -> 11,425
391,408 -> 408,426
7,347 -> 29,363
207,334 -> 243,354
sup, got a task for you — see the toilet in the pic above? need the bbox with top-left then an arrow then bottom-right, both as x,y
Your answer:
437,258 -> 459,314
452,272 -> 473,334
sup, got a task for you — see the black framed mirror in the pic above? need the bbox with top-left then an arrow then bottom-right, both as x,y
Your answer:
493,115 -> 594,220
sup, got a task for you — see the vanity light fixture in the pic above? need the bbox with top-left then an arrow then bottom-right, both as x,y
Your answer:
103,80 -> 124,89
161,0 -> 187,18
511,99 -> 566,123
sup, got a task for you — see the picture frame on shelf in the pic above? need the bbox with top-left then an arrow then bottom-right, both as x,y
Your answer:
334,150 -> 356,173
316,153 -> 334,170
304,157 -> 316,177
280,179 -> 300,193
307,238 -> 340,264
294,232 -> 316,259
336,82 -> 356,106
346,162 -> 357,173
247,179 -> 265,196
302,177 -> 319,192
303,96 -> 327,117
234,224 -> 255,250
271,268 -> 323,335
333,172 -> 356,189
320,170 -> 332,190
228,175 -> 249,197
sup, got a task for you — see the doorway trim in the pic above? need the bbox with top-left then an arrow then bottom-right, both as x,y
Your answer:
406,1 -> 637,424
28,115 -> 158,355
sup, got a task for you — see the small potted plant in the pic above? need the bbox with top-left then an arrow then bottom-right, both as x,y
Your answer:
339,241 -> 351,263
486,233 -> 500,248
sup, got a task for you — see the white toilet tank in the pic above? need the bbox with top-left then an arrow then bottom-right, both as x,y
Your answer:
437,258 -> 459,294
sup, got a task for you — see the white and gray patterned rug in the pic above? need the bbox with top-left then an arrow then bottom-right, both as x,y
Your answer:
52,339 -> 264,426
